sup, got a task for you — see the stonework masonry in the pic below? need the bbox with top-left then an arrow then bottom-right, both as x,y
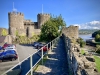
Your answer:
8,11 -> 50,38
63,34 -> 100,75
62,26 -> 79,39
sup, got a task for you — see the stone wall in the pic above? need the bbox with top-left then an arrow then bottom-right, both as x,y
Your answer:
8,11 -> 50,38
37,13 -> 50,28
8,12 -> 24,29
62,34 -> 100,75
4,35 -> 12,44
62,26 -> 79,39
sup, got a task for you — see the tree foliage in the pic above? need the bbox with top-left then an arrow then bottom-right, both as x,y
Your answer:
40,15 -> 66,41
92,30 -> 100,38
95,45 -> 100,54
77,37 -> 86,47
1,29 -> 7,36
95,34 -> 100,42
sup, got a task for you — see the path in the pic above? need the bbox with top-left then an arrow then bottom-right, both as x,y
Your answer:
34,38 -> 69,75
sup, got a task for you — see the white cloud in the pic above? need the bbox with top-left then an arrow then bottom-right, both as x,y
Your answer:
73,20 -> 100,29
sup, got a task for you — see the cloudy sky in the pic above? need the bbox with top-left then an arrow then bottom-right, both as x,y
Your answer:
0,0 -> 100,29
74,20 -> 100,29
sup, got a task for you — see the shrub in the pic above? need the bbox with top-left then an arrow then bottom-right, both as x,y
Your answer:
77,37 -> 86,47
96,45 -> 100,54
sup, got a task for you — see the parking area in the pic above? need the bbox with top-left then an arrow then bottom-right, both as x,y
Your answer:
0,44 -> 37,75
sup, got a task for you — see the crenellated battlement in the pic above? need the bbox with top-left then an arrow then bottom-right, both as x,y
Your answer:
24,20 -> 32,22
37,13 -> 50,16
8,12 -> 24,16
62,25 -> 79,39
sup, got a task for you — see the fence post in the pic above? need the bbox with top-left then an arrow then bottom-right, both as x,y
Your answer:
52,40 -> 53,49
46,44 -> 48,58
42,47 -> 43,65
17,53 -> 21,69
30,55 -> 33,75
50,42 -> 51,52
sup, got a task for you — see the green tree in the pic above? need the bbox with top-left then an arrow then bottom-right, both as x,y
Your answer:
40,15 -> 66,41
95,34 -> 100,42
95,45 -> 100,53
77,37 -> 86,47
1,29 -> 7,36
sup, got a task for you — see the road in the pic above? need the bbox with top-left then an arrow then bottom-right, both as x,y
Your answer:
0,44 -> 37,75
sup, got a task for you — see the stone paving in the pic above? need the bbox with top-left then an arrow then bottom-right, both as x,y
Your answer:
34,38 -> 69,75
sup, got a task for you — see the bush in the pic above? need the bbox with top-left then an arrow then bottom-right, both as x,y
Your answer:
81,49 -> 85,55
77,37 -> 86,47
95,34 -> 100,42
96,45 -> 100,54
92,30 -> 100,38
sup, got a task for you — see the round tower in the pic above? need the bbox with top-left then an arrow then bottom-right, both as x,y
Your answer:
8,12 -> 24,35
37,13 -> 50,28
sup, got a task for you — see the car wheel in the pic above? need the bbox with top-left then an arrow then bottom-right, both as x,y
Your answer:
11,58 -> 16,61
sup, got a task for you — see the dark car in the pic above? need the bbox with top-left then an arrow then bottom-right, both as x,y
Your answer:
0,50 -> 18,62
0,46 -> 2,50
36,43 -> 45,49
32,42 -> 40,47
2,43 -> 10,50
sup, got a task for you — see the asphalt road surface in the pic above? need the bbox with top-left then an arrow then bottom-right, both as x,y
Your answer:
0,44 -> 37,75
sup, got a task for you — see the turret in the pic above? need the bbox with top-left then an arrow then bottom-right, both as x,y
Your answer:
37,13 -> 50,28
8,12 -> 24,35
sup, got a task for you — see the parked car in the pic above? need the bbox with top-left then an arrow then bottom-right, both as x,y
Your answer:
42,46 -> 49,51
2,43 -> 10,50
36,43 -> 45,49
0,50 -> 18,62
32,42 -> 40,47
5,45 -> 16,51
0,46 -> 2,50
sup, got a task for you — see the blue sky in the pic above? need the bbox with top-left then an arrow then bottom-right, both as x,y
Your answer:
0,0 -> 100,29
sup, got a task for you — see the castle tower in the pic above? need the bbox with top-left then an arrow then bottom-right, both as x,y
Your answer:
8,12 -> 24,36
37,13 -> 50,28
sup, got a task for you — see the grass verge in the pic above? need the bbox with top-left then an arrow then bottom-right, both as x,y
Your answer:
80,49 -> 85,55
94,56 -> 100,73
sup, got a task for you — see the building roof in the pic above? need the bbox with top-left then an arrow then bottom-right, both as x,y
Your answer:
0,36 -> 6,43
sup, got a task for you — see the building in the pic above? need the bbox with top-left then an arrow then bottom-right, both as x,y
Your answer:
8,11 -> 50,38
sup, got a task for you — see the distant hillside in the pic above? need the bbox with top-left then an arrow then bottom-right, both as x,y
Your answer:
79,29 -> 99,34
0,28 -> 8,36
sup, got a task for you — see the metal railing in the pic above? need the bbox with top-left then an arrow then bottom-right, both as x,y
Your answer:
26,36 -> 60,75
2,36 -> 60,75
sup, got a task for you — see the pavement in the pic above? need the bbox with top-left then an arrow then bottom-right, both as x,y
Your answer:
34,38 -> 69,75
0,44 -> 37,75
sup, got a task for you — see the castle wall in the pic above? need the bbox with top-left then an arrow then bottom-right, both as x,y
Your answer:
8,12 -> 50,37
8,12 -> 24,36
33,29 -> 41,35
9,27 -> 16,37
37,13 -> 50,28
8,12 -> 24,29
62,26 -> 79,39
18,29 -> 26,36
27,26 -> 34,38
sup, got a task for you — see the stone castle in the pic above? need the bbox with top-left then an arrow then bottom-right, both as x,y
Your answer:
8,11 -> 50,38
